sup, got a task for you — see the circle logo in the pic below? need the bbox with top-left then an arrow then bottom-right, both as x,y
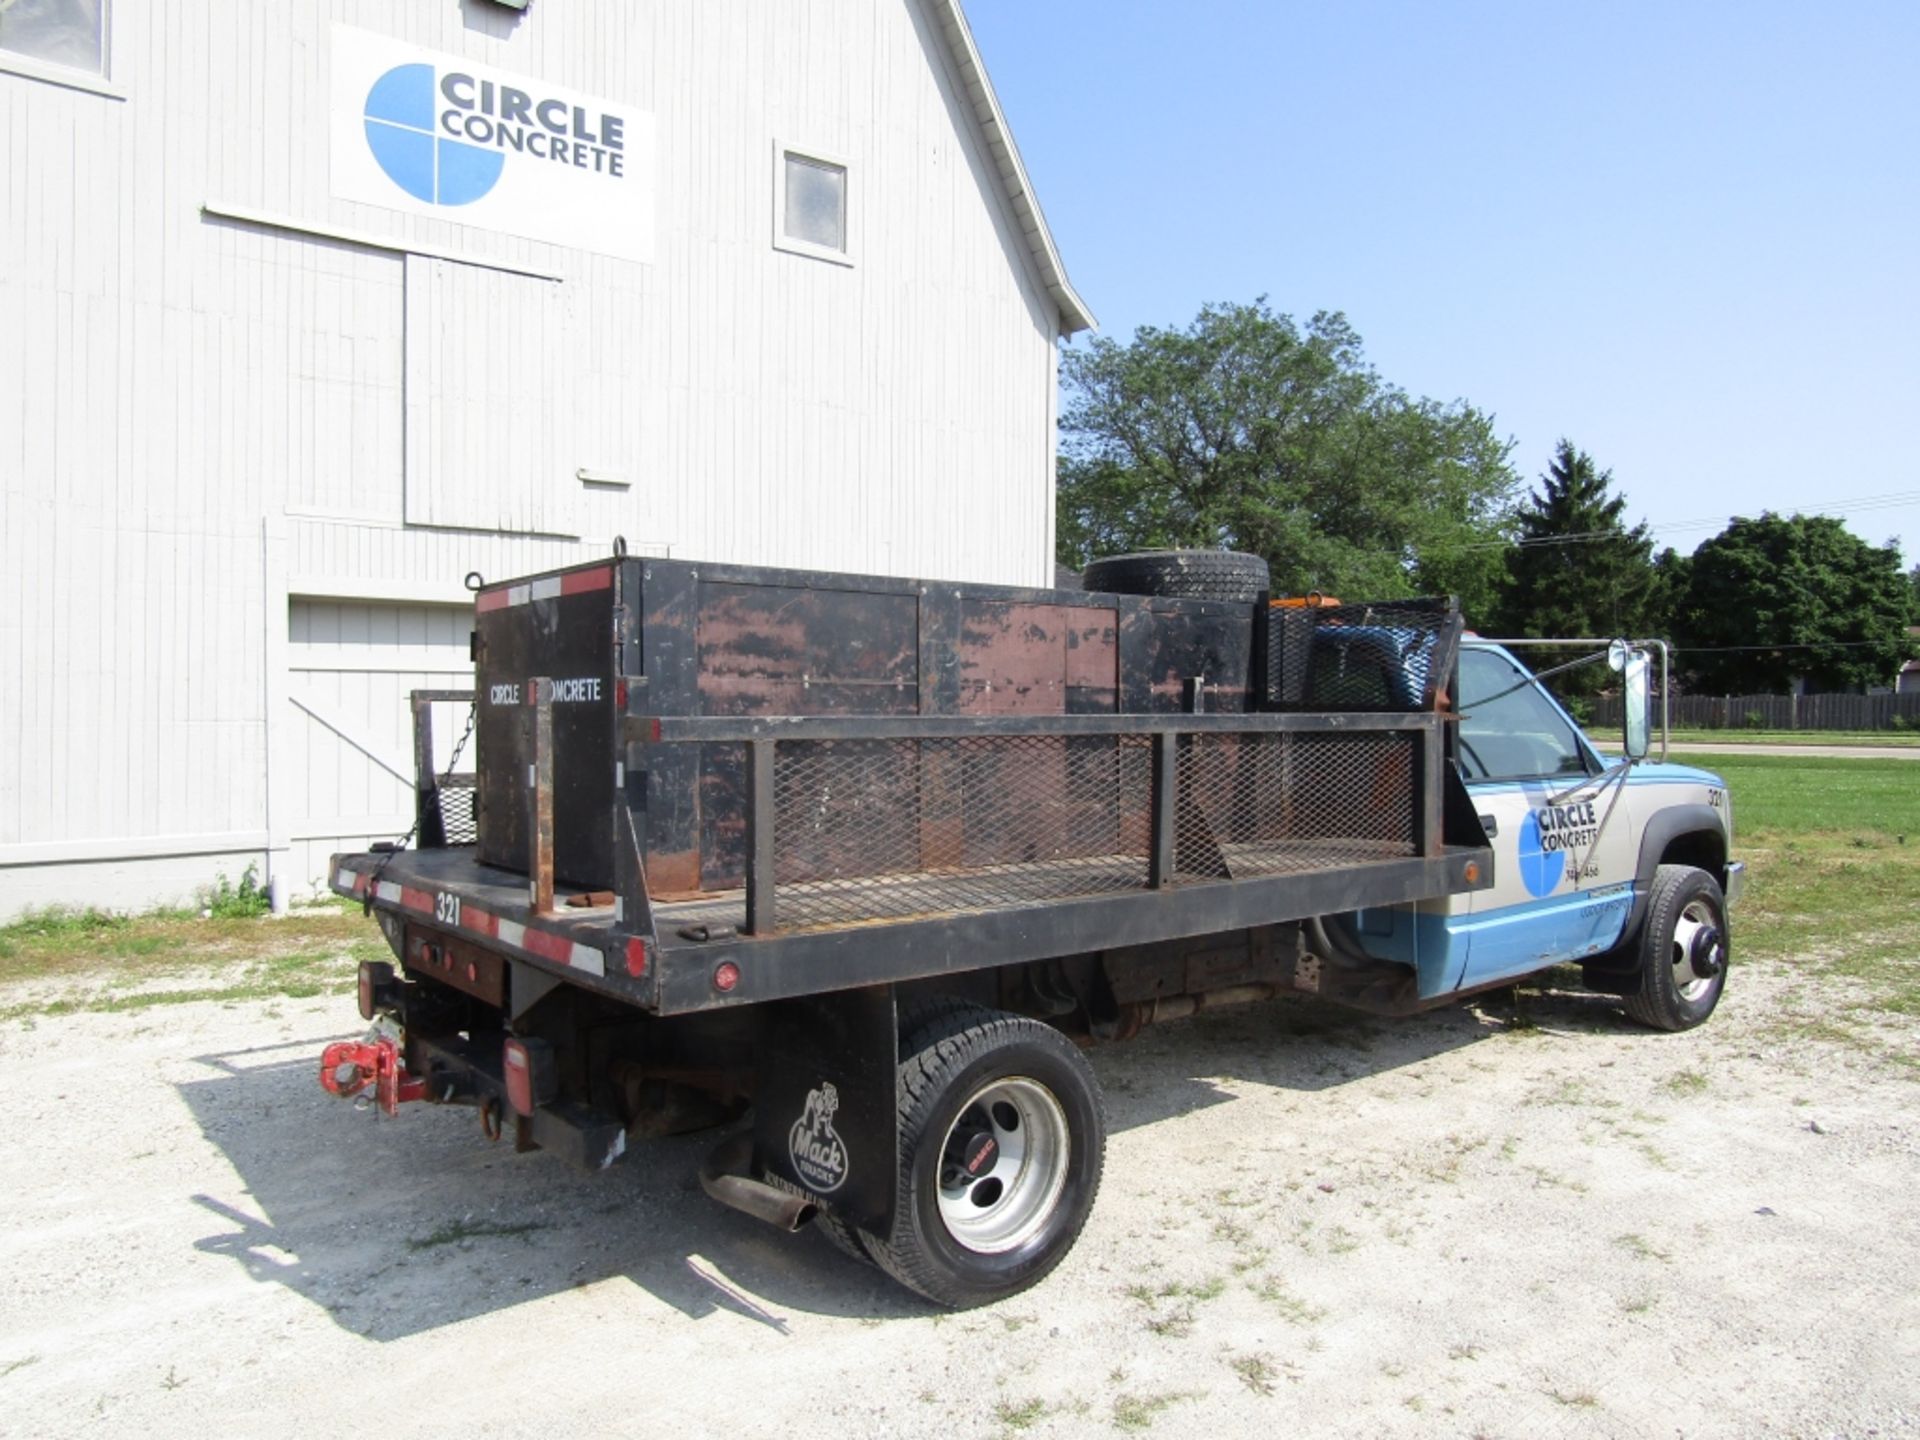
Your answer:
1517,810 -> 1566,899
363,63 -> 503,206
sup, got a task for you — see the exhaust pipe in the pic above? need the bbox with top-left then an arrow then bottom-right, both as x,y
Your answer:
699,1132 -> 820,1232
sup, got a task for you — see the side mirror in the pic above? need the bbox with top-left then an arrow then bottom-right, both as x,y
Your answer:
1622,648 -> 1651,760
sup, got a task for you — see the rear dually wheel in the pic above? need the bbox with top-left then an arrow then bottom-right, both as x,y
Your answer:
863,1003 -> 1106,1308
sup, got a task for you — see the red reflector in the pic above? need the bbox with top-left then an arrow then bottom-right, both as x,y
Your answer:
616,679 -> 628,710
625,937 -> 650,978
713,961 -> 741,994
503,1038 -> 534,1117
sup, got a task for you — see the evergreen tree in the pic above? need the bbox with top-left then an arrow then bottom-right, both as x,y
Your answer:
1493,440 -> 1660,641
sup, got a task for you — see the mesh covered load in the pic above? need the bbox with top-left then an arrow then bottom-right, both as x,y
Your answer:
1265,598 -> 1462,713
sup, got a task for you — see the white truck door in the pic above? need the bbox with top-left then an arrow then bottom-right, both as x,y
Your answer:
1446,645 -> 1638,992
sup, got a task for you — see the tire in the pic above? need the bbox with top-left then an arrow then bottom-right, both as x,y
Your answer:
1081,550 -> 1270,604
815,1208 -> 877,1266
862,1002 -> 1106,1308
1622,864 -> 1729,1031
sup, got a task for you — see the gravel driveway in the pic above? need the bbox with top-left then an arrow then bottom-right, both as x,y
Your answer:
2,961 -> 1915,1439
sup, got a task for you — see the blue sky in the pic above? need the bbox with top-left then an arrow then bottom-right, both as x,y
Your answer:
967,1 -> 1920,568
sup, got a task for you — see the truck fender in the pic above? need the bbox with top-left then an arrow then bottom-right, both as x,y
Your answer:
1590,804 -> 1726,977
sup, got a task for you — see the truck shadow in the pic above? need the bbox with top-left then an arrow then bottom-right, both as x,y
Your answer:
178,977 -> 1627,1338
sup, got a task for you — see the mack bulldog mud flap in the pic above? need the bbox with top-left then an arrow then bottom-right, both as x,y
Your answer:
753,985 -> 899,1231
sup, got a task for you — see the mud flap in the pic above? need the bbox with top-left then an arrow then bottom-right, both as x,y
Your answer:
752,985 -> 899,1233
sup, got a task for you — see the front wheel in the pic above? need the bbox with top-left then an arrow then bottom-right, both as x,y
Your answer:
1623,864 -> 1729,1031
864,1003 -> 1106,1308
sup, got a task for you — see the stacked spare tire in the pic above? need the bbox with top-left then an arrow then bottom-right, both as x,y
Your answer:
1080,549 -> 1271,603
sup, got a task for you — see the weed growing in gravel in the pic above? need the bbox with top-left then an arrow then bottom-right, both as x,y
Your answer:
1522,1164 -> 1588,1194
1664,1069 -> 1709,1096
1549,1388 -> 1600,1408
1144,1306 -> 1195,1339
1227,1351 -> 1278,1395
1111,1392 -> 1198,1431
1250,1275 -> 1327,1325
1612,1233 -> 1671,1264
1229,1246 -> 1270,1275
993,1398 -> 1048,1431
1211,1216 -> 1252,1246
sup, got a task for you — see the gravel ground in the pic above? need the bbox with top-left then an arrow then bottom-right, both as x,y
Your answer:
1,961 -> 1915,1440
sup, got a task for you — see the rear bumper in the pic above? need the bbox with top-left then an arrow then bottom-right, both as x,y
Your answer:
1723,860 -> 1746,909
317,1026 -> 629,1172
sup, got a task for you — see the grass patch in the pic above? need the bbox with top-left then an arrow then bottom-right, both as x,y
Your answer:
1702,752 -> 1919,837
1662,729 -> 1920,749
1693,754 -> 1920,1042
1663,1069 -> 1709,1097
0,901 -> 385,1019
407,1217 -> 550,1251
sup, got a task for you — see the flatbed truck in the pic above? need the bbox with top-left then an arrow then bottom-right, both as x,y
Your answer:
321,549 -> 1741,1307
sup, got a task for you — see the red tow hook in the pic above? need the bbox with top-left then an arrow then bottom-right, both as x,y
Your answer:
320,1037 -> 428,1117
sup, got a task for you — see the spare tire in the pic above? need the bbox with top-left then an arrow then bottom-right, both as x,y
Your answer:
1081,550 -> 1270,603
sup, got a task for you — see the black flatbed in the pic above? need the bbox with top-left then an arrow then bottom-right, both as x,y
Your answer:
334,837 -> 1488,1018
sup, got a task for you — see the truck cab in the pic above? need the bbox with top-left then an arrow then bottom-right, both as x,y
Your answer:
1346,637 -> 1743,1029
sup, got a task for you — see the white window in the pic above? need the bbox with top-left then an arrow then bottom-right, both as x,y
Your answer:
772,142 -> 852,266
0,0 -> 105,75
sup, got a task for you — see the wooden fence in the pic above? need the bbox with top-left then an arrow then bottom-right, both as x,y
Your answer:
1591,691 -> 1920,732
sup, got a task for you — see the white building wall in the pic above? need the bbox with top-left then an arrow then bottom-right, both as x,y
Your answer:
0,0 -> 1070,917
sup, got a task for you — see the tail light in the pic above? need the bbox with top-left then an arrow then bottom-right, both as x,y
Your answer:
357,961 -> 396,1020
503,1036 -> 557,1117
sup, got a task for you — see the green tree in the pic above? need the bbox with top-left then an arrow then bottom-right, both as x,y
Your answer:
1676,513 -> 1916,693
1908,559 -> 1920,622
1492,440 -> 1662,644
1055,301 -> 1518,618
1646,545 -> 1692,640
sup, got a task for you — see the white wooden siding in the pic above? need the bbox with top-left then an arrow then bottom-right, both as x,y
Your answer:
403,257 -> 573,536
1,0 -> 1067,912
284,598 -> 472,891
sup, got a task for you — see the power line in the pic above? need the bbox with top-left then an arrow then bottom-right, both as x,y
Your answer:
1433,487 -> 1920,553
1663,639 -> 1914,654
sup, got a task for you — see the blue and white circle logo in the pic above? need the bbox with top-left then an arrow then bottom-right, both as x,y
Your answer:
1517,810 -> 1566,898
363,63 -> 504,206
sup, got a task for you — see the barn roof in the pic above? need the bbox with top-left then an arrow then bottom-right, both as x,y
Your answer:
933,2 -> 1096,337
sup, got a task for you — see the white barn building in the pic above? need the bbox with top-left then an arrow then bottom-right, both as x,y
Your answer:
0,0 -> 1092,918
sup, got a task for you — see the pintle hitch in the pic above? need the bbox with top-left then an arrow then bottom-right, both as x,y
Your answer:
320,1036 -> 428,1116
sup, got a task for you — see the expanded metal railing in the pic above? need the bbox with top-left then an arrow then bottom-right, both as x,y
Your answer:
410,690 -> 479,847
640,712 -> 1447,937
